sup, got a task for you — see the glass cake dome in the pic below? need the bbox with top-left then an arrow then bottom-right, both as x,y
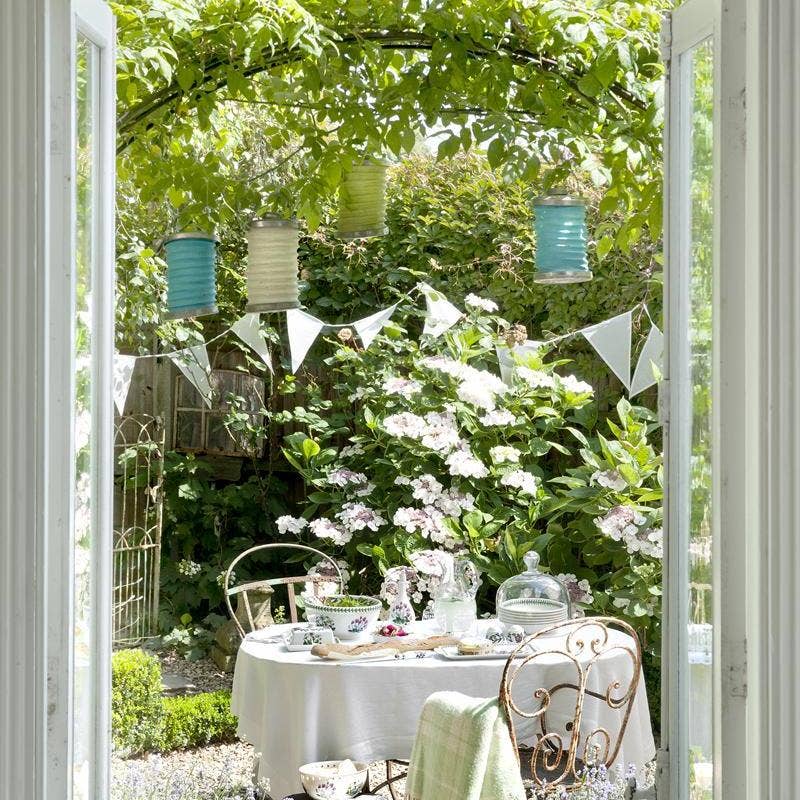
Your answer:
496,551 -> 571,619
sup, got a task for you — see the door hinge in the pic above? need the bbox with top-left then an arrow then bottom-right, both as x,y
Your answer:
660,14 -> 672,65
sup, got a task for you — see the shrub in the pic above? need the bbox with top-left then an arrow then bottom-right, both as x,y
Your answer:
158,691 -> 238,752
111,649 -> 163,756
111,649 -> 238,755
279,301 -> 663,658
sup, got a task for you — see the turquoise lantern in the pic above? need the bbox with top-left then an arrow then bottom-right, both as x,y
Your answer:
164,232 -> 219,318
533,191 -> 592,284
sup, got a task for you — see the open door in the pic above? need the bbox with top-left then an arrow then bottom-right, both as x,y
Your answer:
662,1 -> 718,798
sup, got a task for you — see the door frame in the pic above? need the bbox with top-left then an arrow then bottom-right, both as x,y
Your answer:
663,0 -> 750,798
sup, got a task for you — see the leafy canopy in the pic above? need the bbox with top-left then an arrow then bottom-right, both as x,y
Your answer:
114,0 -> 667,244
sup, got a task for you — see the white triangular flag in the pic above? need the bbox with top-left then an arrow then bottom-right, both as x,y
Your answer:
630,324 -> 664,397
112,354 -> 137,415
352,304 -> 398,349
496,340 -> 543,384
286,309 -> 325,373
419,282 -> 463,337
169,344 -> 213,408
581,310 -> 633,389
231,313 -> 273,373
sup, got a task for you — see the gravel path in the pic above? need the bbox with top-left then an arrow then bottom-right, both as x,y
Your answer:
113,741 -> 401,799
156,650 -> 233,694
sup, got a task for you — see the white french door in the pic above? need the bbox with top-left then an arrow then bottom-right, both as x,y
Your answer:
49,1 -> 116,797
663,0 -> 749,798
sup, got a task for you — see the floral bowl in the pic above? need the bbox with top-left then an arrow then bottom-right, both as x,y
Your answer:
304,594 -> 382,641
299,760 -> 369,799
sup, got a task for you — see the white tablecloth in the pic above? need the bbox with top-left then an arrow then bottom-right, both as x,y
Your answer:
231,622 -> 654,799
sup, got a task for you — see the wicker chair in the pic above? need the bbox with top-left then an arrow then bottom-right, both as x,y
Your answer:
223,543 -> 344,638
498,616 -> 643,793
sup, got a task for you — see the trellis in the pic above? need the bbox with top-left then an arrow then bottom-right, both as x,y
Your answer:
112,414 -> 164,645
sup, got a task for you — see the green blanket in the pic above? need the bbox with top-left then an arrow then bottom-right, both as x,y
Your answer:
405,691 -> 527,800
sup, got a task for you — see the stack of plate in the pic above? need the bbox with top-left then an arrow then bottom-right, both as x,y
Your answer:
498,597 -> 569,634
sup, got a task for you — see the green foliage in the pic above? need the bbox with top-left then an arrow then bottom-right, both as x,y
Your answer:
159,452 -> 291,627
111,649 -> 238,754
111,649 -> 164,756
114,0 -> 667,247
158,691 -> 238,751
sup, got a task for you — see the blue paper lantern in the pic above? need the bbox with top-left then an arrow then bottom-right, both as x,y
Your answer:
164,232 -> 219,318
533,192 -> 592,284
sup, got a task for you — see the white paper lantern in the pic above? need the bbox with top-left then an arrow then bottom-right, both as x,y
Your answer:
246,216 -> 300,312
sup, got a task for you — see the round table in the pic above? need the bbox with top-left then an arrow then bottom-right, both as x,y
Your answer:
231,622 -> 655,800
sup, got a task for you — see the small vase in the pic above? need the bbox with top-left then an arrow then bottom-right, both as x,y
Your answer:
388,573 -> 415,626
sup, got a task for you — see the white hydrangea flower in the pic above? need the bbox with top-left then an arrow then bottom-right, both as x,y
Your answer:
327,468 -> 369,487
479,409 -> 516,426
559,374 -> 594,394
464,293 -> 499,312
557,572 -> 595,606
309,518 -> 352,546
348,386 -> 371,402
421,356 -> 472,380
276,515 -> 308,535
353,482 -> 375,497
394,475 -> 412,486
516,367 -> 555,389
490,445 -> 522,464
177,558 -> 202,577
457,379 -> 497,411
383,376 -> 422,398
500,469 -> 539,494
591,469 -> 628,492
336,502 -> 387,532
446,448 -> 489,479
420,410 -> 461,452
411,474 -> 444,504
383,411 -> 427,439
435,488 -> 476,516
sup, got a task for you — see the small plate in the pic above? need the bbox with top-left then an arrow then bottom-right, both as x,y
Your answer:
434,645 -> 534,660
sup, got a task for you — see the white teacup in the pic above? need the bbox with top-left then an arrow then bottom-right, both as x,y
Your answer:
285,625 -> 335,648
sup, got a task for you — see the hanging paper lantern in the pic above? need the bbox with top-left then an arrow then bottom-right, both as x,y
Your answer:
533,191 -> 593,284
246,216 -> 300,312
164,232 -> 219,318
336,159 -> 390,240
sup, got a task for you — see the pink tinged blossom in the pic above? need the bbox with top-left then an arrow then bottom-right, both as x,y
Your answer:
383,411 -> 427,439
327,467 -> 369,487
409,549 -> 452,578
411,474 -> 444,504
308,518 -> 352,546
591,469 -> 628,491
556,572 -> 595,606
336,502 -> 387,532
382,376 -> 422,398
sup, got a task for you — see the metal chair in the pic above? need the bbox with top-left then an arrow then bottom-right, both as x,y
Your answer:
223,543 -> 344,638
498,616 -> 643,793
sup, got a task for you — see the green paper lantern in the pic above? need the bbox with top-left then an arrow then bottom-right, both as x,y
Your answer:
336,159 -> 390,240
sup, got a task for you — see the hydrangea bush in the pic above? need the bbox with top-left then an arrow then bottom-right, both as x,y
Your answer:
280,299 -> 663,654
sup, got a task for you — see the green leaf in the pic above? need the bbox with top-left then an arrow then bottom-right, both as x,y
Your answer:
302,438 -> 321,460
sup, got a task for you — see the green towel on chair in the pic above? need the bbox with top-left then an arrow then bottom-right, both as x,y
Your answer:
405,691 -> 527,800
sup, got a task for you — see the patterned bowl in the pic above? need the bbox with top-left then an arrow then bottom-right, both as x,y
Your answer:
299,760 -> 369,799
304,594 -> 383,641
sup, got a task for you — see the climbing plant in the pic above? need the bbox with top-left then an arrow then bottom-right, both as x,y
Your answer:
114,0 -> 667,242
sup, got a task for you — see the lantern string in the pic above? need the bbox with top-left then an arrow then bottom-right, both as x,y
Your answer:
122,292 -> 654,361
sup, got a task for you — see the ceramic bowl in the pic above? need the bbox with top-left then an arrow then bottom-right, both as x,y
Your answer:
303,594 -> 383,641
298,760 -> 369,799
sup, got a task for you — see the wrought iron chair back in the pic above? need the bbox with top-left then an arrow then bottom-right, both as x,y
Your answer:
498,616 -> 643,791
223,543 -> 344,638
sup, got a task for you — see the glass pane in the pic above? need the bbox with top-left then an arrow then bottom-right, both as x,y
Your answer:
74,33 -> 99,800
686,36 -> 714,800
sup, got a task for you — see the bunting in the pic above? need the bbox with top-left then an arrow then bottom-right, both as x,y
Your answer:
168,344 -> 213,408
581,310 -> 633,390
231,312 -> 273,373
353,304 -> 398,349
112,355 -> 138,415
286,309 -> 326,374
630,324 -> 664,397
420,282 -> 463,337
